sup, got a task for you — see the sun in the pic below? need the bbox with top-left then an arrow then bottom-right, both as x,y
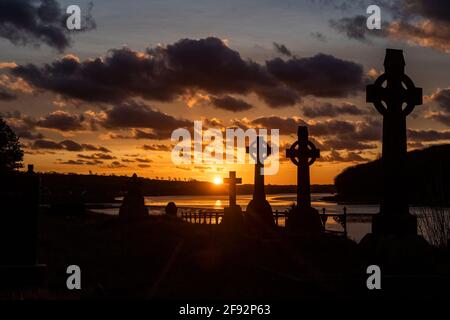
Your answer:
213,176 -> 223,185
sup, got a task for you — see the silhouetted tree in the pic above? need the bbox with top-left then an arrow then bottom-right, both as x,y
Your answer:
0,117 -> 23,172
335,144 -> 450,205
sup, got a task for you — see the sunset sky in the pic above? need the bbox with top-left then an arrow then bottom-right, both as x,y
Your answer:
0,0 -> 449,184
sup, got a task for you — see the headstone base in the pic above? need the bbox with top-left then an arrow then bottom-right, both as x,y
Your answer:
287,206 -> 324,235
359,233 -> 432,273
221,205 -> 244,232
119,193 -> 149,221
372,212 -> 417,236
245,199 -> 276,231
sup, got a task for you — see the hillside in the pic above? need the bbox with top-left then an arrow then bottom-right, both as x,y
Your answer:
334,144 -> 450,205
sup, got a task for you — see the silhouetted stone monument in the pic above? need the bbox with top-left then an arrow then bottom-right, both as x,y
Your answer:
0,164 -> 46,288
286,126 -> 324,235
360,49 -> 431,273
221,171 -> 244,230
119,173 -> 149,221
165,201 -> 178,217
245,136 -> 275,230
366,49 -> 422,236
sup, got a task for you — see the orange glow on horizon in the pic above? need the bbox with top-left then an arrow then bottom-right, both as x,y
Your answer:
213,176 -> 223,185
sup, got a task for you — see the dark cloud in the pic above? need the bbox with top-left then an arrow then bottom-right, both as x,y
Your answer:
329,1 -> 450,53
329,15 -> 387,43
141,144 -> 172,151
57,158 -> 103,165
311,0 -> 366,11
81,144 -> 111,153
319,149 -> 370,163
106,161 -> 126,168
273,42 -> 292,57
1,111 -> 43,140
0,0 -> 95,51
302,102 -> 366,118
352,117 -> 382,141
310,32 -> 327,42
137,164 -> 151,168
99,101 -> 192,139
255,85 -> 301,107
14,129 -> 43,140
59,140 -> 84,151
11,37 -> 364,107
250,116 -> 307,135
387,19 -> 450,53
408,129 -> 450,141
428,113 -> 450,126
231,115 -> 381,155
57,159 -> 88,165
13,38 -> 275,104
321,138 -> 377,151
3,108 -> 86,137
57,158 -> 118,167
430,88 -> 450,113
266,54 -> 365,97
77,153 -> 116,160
210,95 -> 253,112
108,129 -> 161,140
428,88 -> 450,125
402,0 -> 450,23
309,119 -> 357,137
32,139 -> 61,150
245,115 -> 359,139
0,88 -> 16,100
135,158 -> 153,163
31,139 -> 111,152
36,110 -> 85,131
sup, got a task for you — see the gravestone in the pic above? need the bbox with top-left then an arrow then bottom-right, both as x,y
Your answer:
119,173 -> 149,221
221,171 -> 244,230
165,202 -> 178,217
0,165 -> 46,288
285,126 -> 324,235
360,49 -> 431,273
245,136 -> 275,230
366,49 -> 422,236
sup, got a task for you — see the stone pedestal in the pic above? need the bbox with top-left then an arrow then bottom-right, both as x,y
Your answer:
287,206 -> 324,235
165,202 -> 178,217
119,173 -> 148,221
359,233 -> 432,273
246,199 -> 274,229
221,205 -> 244,232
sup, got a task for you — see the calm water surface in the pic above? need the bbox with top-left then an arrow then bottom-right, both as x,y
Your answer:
90,193 -> 381,242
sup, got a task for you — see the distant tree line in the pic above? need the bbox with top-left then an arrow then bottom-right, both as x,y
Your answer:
36,172 -> 335,203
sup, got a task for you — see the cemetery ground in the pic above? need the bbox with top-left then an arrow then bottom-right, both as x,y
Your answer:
25,208 -> 450,300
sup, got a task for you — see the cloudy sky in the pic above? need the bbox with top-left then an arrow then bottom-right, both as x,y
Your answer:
0,0 -> 449,184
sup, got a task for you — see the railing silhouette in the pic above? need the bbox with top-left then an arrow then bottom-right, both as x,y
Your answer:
178,206 -> 368,238
179,208 -> 224,225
